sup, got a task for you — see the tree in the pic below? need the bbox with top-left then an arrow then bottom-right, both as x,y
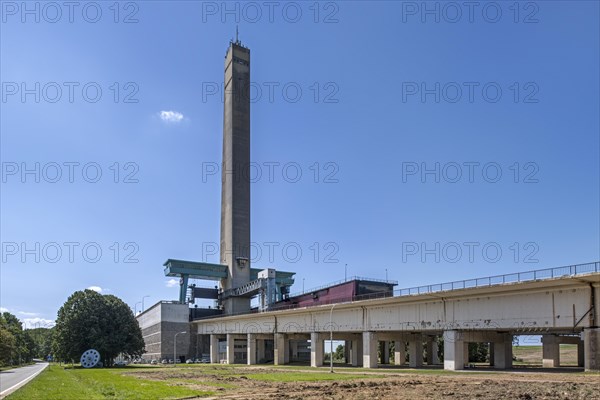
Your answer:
2,312 -> 28,365
53,289 -> 145,367
468,342 -> 489,363
27,327 -> 54,359
0,315 -> 17,367
334,344 -> 345,361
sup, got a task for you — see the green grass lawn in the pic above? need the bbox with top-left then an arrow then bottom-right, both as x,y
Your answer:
7,348 -> 589,400
513,344 -> 578,366
6,364 -> 390,399
6,365 -> 214,400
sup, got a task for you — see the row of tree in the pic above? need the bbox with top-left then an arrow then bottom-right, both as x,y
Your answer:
1,289 -> 145,368
0,312 -> 52,367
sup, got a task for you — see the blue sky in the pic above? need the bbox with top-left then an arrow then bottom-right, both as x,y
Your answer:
1,1 -> 599,327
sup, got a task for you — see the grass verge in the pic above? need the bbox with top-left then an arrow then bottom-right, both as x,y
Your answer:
6,364 -> 214,400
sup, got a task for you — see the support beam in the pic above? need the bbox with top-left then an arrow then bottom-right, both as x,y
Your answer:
210,335 -> 219,364
310,332 -> 324,367
409,335 -> 423,368
394,340 -> 406,366
443,331 -> 465,371
226,334 -> 235,364
179,275 -> 189,304
542,335 -> 560,368
584,328 -> 600,371
274,333 -> 286,365
363,332 -> 378,368
247,334 -> 256,365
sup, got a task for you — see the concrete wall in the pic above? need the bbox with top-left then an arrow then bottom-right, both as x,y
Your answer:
136,302 -> 193,361
195,277 -> 598,335
196,274 -> 600,371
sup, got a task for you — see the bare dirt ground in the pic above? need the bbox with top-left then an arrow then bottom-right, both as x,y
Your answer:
125,366 -> 600,400
210,376 -> 600,400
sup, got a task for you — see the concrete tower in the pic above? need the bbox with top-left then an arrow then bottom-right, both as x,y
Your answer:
220,37 -> 251,314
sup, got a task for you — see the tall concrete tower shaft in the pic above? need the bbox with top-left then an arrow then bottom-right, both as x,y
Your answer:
220,41 -> 251,314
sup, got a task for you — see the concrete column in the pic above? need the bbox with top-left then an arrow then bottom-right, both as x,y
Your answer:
425,339 -> 434,365
380,341 -> 390,364
431,339 -> 439,365
577,338 -> 585,368
257,339 -> 265,363
274,333 -> 286,365
409,336 -> 423,368
226,334 -> 235,364
443,330 -> 465,371
344,341 -> 350,364
489,342 -> 495,366
463,342 -> 470,366
356,337 -> 364,366
542,335 -> 560,368
394,340 -> 406,366
363,332 -> 378,368
310,332 -> 324,367
493,335 -> 513,369
584,328 -> 600,371
350,339 -> 359,366
290,340 -> 299,361
247,334 -> 256,365
284,338 -> 290,364
210,335 -> 219,364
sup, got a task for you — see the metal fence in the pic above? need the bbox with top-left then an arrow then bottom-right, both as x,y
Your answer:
390,261 -> 599,298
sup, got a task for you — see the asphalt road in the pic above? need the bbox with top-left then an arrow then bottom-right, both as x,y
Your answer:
0,362 -> 48,399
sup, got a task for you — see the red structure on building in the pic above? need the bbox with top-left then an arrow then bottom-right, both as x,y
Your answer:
272,278 -> 397,311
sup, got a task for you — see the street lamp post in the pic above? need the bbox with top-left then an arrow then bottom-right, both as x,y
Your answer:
385,268 -> 388,282
134,302 -> 142,315
141,295 -> 150,312
302,278 -> 305,293
174,331 -> 186,365
329,303 -> 336,373
344,264 -> 347,281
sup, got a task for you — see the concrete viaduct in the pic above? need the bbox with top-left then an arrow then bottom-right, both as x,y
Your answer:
192,264 -> 600,371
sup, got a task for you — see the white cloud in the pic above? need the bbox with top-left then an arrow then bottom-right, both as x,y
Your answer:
159,110 -> 184,123
87,286 -> 104,293
23,318 -> 55,329
165,278 -> 179,288
18,311 -> 38,317
0,307 -> 9,313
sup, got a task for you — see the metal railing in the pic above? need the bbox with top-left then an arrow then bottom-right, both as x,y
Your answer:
191,261 -> 599,320
391,261 -> 599,298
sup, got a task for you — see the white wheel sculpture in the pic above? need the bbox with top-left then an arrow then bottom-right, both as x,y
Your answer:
80,349 -> 101,368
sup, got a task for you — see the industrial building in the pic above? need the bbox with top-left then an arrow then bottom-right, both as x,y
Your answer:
135,38 -> 600,371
